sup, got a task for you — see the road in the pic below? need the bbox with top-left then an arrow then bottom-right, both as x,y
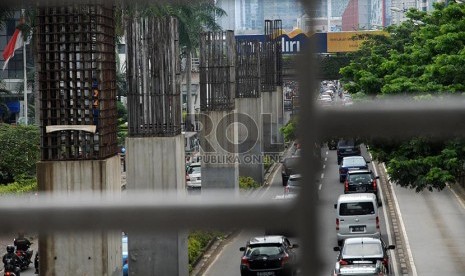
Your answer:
203,145 -> 392,275
392,178 -> 465,275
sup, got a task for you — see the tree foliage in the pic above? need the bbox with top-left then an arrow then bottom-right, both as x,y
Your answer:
316,54 -> 351,80
340,2 -> 465,191
0,124 -> 40,183
280,117 -> 297,143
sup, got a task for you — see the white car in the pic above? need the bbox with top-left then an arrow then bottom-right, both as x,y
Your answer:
186,162 -> 201,189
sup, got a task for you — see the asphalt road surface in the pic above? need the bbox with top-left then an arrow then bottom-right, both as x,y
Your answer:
203,146 -> 392,276
392,177 -> 465,275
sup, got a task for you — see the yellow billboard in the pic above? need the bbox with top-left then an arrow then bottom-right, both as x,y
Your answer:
327,31 -> 387,53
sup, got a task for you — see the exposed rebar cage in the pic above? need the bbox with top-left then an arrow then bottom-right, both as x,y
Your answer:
262,20 -> 277,92
200,31 -> 236,111
37,5 -> 118,161
236,40 -> 261,98
274,20 -> 283,86
126,15 -> 181,137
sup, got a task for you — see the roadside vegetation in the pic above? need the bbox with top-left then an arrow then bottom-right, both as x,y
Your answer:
188,231 -> 225,273
0,124 -> 39,191
239,176 -> 261,190
263,155 -> 274,172
339,1 -> 465,192
280,116 -> 297,143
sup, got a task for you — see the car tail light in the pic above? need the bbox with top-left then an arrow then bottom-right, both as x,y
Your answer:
281,253 -> 290,266
336,218 -> 339,230
241,256 -> 249,268
383,257 -> 388,266
344,181 -> 348,192
339,259 -> 348,265
376,216 -> 380,229
373,180 -> 377,191
284,186 -> 289,194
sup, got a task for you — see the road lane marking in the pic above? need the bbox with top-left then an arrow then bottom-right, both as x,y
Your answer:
318,183 -> 322,190
369,154 -> 398,276
321,173 -> 324,179
260,162 -> 282,199
447,183 -> 465,210
322,164 -> 326,169
382,163 -> 418,276
324,157 -> 327,162
325,151 -> 328,155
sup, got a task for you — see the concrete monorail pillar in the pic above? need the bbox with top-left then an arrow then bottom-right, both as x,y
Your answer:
236,97 -> 263,184
125,135 -> 188,276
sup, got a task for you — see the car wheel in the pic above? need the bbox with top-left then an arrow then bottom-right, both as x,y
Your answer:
337,239 -> 343,246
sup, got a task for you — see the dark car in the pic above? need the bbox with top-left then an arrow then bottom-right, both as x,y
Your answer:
344,170 -> 381,206
333,237 -> 395,274
281,156 -> 300,186
240,235 -> 299,276
284,100 -> 292,111
336,139 -> 361,165
339,156 -> 369,183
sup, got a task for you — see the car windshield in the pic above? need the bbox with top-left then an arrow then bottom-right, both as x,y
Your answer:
339,202 -> 375,216
338,139 -> 357,148
284,157 -> 299,168
348,174 -> 372,183
246,245 -> 283,257
343,158 -> 366,167
343,243 -> 383,257
189,166 -> 201,174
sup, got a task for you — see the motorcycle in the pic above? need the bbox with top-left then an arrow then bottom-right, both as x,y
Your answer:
15,249 -> 32,270
3,257 -> 19,276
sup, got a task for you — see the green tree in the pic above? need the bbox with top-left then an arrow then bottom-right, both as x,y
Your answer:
340,2 -> 465,192
169,2 -> 226,131
280,117 -> 297,143
0,124 -> 40,183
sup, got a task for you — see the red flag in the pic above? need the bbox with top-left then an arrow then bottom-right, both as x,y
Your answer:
2,26 -> 23,70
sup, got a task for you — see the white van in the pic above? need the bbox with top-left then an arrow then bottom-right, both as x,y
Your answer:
334,193 -> 380,245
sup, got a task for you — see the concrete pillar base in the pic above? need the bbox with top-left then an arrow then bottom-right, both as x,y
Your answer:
200,110 -> 239,190
125,135 -> 188,276
236,98 -> 263,184
36,156 -> 122,276
262,89 -> 284,153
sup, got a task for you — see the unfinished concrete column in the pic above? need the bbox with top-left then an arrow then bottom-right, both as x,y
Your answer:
125,14 -> 188,276
36,5 -> 121,276
235,40 -> 263,183
199,31 -> 239,191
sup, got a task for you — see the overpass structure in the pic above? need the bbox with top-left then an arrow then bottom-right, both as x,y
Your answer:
236,29 -> 387,55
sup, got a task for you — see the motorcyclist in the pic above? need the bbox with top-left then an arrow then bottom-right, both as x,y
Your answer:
13,233 -> 32,264
2,245 -> 21,276
34,252 -> 39,274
